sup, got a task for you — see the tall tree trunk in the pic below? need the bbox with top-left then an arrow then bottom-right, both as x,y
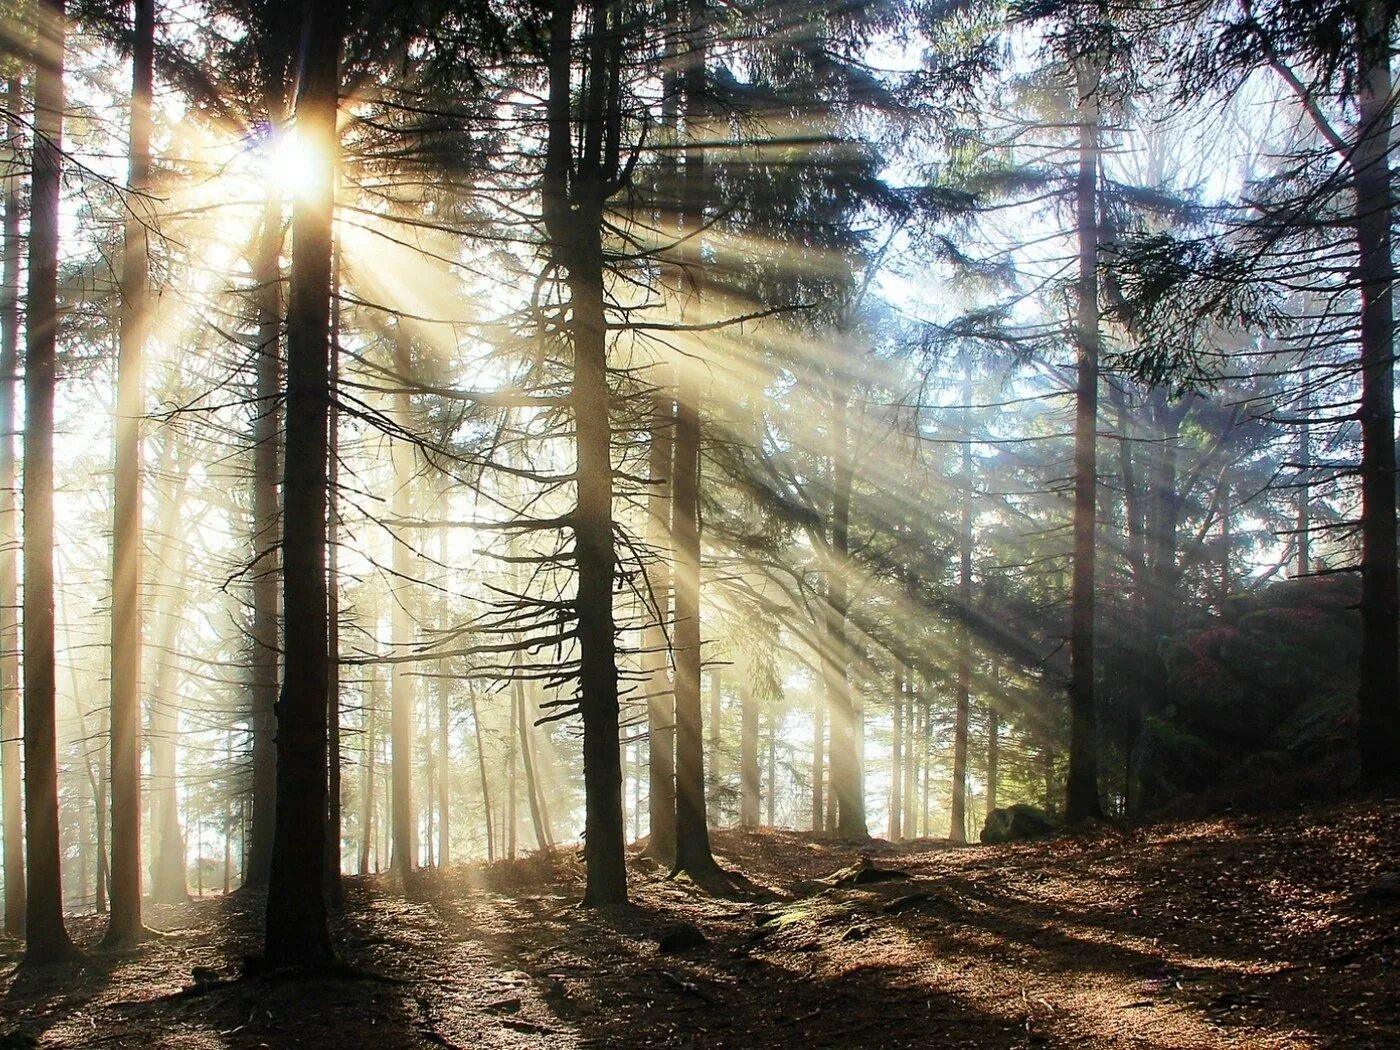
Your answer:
642,389 -> 675,862
902,678 -> 916,838
542,0 -> 628,904
1353,7 -> 1400,784
889,666 -> 903,841
245,172 -> 285,893
811,699 -> 824,832
0,75 -> 25,938
104,0 -> 155,948
325,236 -> 343,907
765,708 -> 775,826
22,0 -> 79,964
1065,57 -> 1104,823
826,391 -> 866,838
389,329 -> 416,878
263,0 -> 340,970
739,675 -> 759,828
950,364 -> 973,844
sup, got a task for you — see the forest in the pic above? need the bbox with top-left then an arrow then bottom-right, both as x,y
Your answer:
0,0 -> 1395,1044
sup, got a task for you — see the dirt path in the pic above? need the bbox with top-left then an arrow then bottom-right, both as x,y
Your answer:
2,801 -> 1396,1048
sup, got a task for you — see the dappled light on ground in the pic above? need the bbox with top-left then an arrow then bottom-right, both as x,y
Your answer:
1,800 -> 1395,1048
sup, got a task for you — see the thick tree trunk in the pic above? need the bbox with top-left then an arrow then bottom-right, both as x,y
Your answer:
263,0 -> 340,970
147,491 -> 189,905
245,178 -> 284,892
389,329 -> 416,878
22,0 -> 79,964
1065,58 -> 1104,823
1,75 -> 25,938
642,390 -> 676,862
104,0 -> 155,948
1353,8 -> 1400,785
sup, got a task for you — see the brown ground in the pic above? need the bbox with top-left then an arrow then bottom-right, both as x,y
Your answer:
2,800 -> 1398,1049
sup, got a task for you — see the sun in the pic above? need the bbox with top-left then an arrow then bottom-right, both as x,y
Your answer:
267,128 -> 323,201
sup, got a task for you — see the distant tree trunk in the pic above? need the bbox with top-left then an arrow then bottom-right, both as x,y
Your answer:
263,0 -> 341,970
104,0 -> 155,948
389,328 -> 416,878
826,391 -> 866,838
245,168 -> 285,893
902,678 -> 917,837
358,665 -> 377,876
811,700 -> 824,832
515,678 -> 548,851
148,497 -> 189,904
1065,57 -> 1104,824
986,700 -> 999,819
889,666 -> 903,842
642,389 -> 676,862
22,0 -> 79,965
1352,6 -> 1400,785
950,364 -> 973,844
506,686 -> 518,859
707,670 -> 723,825
437,661 -> 450,865
0,75 -> 25,939
468,690 -> 494,862
740,676 -> 759,828
765,710 -> 775,827
542,0 -> 627,904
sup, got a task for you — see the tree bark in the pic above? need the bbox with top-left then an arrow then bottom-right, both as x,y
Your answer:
325,235 -> 343,907
104,0 -> 155,948
263,0 -> 340,970
0,75 -> 25,938
1065,57 -> 1104,823
22,0 -> 79,964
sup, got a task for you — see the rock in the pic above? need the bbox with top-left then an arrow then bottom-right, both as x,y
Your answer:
980,803 -> 1057,845
657,921 -> 708,953
882,891 -> 936,914
191,965 -> 220,988
821,855 -> 912,886
840,924 -> 871,942
1364,872 -> 1400,901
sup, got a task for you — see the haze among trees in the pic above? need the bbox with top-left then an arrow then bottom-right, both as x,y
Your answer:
0,0 -> 1395,1045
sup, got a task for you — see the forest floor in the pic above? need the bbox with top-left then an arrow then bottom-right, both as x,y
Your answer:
1,799 -> 1397,1049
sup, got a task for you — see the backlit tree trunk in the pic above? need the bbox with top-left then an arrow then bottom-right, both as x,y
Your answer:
826,390 -> 866,838
389,328 -> 416,878
22,0 -> 80,965
642,389 -> 676,862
